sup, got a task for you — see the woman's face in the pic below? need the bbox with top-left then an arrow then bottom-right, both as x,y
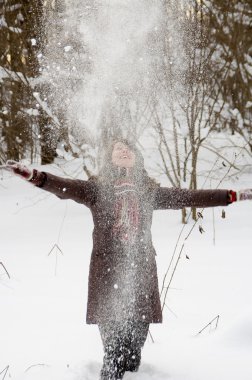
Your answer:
111,142 -> 136,168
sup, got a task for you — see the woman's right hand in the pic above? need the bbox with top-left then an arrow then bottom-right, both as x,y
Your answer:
5,160 -> 33,180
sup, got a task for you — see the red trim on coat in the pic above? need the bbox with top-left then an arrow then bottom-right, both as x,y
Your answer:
228,190 -> 237,203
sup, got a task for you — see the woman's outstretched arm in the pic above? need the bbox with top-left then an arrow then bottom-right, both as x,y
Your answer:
4,160 -> 97,207
154,187 -> 240,210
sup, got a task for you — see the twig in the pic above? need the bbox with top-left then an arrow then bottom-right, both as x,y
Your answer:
216,152 -> 240,189
160,150 -> 241,312
47,203 -> 67,276
148,329 -> 155,343
48,244 -> 64,276
0,366 -> 9,380
196,315 -> 220,335
164,303 -> 178,318
162,243 -> 185,312
47,244 -> 64,257
160,220 -> 187,300
25,363 -> 49,373
201,144 -> 239,171
160,157 -> 220,301
0,262 -> 10,279
56,202 -> 68,243
13,194 -> 52,215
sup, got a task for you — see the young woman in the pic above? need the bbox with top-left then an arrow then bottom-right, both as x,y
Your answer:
4,140 -> 252,380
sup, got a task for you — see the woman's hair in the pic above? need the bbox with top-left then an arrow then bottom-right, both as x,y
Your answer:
97,139 -> 158,189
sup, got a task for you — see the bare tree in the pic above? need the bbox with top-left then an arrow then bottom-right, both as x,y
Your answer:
205,0 -> 252,150
0,0 -> 53,164
149,0 -> 239,221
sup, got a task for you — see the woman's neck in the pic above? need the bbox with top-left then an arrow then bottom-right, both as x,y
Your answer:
117,167 -> 132,178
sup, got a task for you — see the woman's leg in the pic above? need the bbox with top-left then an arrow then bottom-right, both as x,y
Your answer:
124,321 -> 149,372
98,321 -> 149,379
99,323 -> 126,380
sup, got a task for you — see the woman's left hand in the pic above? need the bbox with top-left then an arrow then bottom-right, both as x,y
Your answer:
237,189 -> 252,201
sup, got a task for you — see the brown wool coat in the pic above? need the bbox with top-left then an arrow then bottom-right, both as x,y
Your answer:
37,172 -> 229,325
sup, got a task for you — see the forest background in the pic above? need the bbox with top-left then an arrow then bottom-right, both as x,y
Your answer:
0,0 -> 251,217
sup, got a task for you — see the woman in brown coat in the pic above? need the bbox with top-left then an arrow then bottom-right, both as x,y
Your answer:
4,140 -> 252,379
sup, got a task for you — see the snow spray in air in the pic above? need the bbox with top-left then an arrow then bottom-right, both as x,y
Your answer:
42,0 -> 163,143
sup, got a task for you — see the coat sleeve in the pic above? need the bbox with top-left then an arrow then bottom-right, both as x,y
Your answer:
154,187 -> 229,210
33,171 -> 97,207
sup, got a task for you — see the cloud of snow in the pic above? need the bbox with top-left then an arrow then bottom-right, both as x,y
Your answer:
43,0 -> 163,140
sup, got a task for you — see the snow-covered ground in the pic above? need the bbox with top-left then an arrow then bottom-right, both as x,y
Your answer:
1,162 -> 252,380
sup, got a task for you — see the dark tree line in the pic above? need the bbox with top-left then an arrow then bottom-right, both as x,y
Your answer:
0,0 -> 62,164
207,0 -> 252,144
